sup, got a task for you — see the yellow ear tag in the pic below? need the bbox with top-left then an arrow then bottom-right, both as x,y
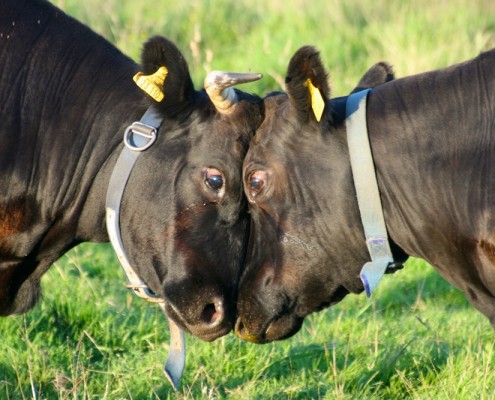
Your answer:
306,79 -> 325,122
133,66 -> 168,102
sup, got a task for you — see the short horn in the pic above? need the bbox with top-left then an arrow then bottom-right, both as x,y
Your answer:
204,71 -> 262,114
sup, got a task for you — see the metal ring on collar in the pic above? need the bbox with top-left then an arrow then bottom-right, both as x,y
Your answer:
123,121 -> 157,151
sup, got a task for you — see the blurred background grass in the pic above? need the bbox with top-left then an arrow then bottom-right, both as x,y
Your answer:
1,0 -> 495,398
54,0 -> 495,94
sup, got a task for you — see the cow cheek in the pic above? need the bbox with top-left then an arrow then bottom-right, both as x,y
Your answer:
280,260 -> 332,314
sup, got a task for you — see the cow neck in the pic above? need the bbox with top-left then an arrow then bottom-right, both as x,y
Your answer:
105,106 -> 185,390
345,89 -> 402,297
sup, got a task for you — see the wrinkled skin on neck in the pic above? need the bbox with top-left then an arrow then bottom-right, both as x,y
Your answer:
0,0 -> 264,342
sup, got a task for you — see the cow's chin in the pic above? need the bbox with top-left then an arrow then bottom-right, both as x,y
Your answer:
235,313 -> 303,344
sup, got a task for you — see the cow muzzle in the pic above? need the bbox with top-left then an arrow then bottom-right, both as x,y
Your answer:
164,291 -> 234,342
234,313 -> 303,344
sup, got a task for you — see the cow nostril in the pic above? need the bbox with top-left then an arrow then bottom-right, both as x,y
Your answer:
201,303 -> 217,324
200,299 -> 224,326
234,318 -> 245,335
234,317 -> 262,343
261,269 -> 275,287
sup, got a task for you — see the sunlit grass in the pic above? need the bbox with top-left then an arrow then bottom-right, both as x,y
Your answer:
53,0 -> 495,94
2,252 -> 493,398
2,0 -> 495,398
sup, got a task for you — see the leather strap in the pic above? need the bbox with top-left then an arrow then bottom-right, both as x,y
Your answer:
346,89 -> 395,297
105,107 -> 185,390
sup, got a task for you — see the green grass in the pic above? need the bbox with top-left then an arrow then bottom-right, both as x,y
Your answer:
2,247 -> 494,399
51,0 -> 495,95
2,0 -> 495,398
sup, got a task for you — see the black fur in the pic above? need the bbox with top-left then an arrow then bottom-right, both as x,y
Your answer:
285,46 -> 330,123
141,36 -> 195,109
237,47 -> 495,343
0,0 -> 264,342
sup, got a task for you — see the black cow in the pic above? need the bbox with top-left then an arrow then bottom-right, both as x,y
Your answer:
235,45 -> 495,343
0,0 -> 264,342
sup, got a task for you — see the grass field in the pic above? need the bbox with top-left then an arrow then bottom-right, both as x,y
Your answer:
2,0 -> 495,398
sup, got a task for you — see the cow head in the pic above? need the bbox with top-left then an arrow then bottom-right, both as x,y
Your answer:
235,46 -> 397,343
120,37 -> 264,341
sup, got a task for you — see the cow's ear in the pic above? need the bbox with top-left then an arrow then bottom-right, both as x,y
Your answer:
350,62 -> 395,94
135,36 -> 195,109
285,46 -> 330,124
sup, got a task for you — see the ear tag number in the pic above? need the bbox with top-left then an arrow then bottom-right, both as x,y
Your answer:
133,66 -> 168,102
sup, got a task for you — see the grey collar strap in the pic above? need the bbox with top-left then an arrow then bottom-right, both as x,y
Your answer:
105,106 -> 185,390
345,89 -> 394,297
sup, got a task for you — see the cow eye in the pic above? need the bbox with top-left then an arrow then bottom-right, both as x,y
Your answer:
249,170 -> 267,193
204,167 -> 224,192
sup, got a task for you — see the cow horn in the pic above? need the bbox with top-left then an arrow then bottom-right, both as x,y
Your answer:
205,71 -> 262,114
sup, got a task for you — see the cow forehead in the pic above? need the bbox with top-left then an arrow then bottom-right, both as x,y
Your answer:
247,109 -> 293,161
